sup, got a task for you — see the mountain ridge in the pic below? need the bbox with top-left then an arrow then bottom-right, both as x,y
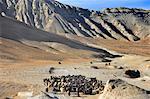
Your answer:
0,0 -> 150,41
1,15 -> 121,63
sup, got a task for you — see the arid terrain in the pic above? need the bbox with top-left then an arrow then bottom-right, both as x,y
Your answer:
0,0 -> 150,99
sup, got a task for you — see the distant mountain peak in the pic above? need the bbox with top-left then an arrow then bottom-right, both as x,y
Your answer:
0,0 -> 150,41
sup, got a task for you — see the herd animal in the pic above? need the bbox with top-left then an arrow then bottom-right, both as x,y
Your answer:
43,75 -> 104,96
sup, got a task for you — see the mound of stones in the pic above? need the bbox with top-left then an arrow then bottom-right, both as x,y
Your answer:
99,79 -> 149,99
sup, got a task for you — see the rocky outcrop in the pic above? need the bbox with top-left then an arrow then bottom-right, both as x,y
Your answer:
99,79 -> 149,99
0,0 -> 150,41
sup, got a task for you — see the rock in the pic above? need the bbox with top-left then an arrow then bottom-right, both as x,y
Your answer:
58,62 -> 62,64
125,70 -> 140,78
5,96 -> 13,99
99,79 -> 149,99
117,66 -> 124,69
49,67 -> 55,74
91,66 -> 99,69
102,59 -> 112,62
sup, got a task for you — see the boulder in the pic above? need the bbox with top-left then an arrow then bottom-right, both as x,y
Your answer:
125,70 -> 140,78
99,79 -> 149,99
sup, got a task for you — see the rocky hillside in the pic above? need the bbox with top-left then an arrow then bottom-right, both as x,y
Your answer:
0,0 -> 150,41
99,79 -> 149,99
1,14 -> 121,63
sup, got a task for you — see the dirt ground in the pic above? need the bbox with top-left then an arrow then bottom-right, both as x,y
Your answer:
0,54 -> 150,99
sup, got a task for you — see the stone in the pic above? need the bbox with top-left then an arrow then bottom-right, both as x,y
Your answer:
125,70 -> 140,78
99,79 -> 149,99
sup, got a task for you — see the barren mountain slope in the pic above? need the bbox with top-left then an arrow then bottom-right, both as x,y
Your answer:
0,0 -> 150,41
0,15 -> 120,66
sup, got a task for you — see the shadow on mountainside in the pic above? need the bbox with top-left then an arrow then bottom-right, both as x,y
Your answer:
0,15 -> 121,58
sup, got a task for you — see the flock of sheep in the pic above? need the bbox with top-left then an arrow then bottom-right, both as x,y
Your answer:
43,66 -> 141,97
43,75 -> 104,96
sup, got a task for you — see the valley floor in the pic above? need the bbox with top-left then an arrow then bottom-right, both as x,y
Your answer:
0,54 -> 150,99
